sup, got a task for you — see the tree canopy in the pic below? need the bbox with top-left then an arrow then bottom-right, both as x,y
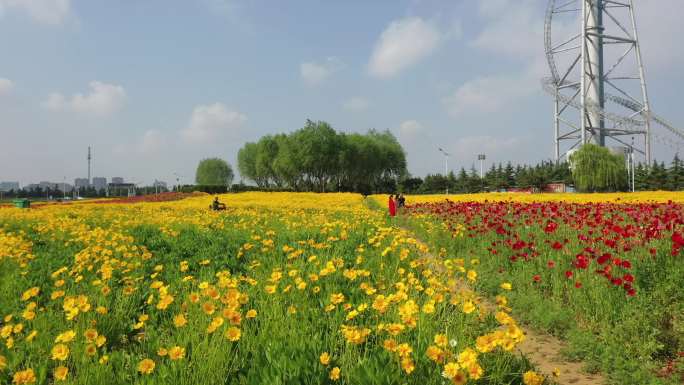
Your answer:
195,158 -> 234,186
569,144 -> 627,192
237,120 -> 407,193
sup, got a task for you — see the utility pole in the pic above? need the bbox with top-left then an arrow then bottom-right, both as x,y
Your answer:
438,148 -> 450,195
87,146 -> 92,186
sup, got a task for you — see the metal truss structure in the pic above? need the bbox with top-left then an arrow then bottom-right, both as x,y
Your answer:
543,0 -> 684,163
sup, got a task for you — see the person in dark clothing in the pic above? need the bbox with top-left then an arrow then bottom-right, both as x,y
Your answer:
398,194 -> 406,208
211,196 -> 226,211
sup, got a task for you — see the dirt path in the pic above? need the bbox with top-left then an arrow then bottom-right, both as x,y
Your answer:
517,329 -> 605,385
401,226 -> 608,385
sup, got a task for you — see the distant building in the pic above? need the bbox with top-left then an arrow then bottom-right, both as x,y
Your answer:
92,177 -> 107,191
74,178 -> 89,189
0,181 -> 19,192
111,177 -> 124,184
108,182 -> 136,197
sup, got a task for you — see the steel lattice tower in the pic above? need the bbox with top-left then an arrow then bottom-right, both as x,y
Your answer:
543,0 -> 684,163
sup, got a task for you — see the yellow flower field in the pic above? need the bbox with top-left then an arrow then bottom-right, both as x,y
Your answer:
0,193 -> 534,385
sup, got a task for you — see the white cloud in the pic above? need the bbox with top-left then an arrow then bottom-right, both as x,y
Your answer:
368,17 -> 442,78
138,130 -> 166,154
0,78 -> 13,95
342,97 -> 370,112
300,57 -> 344,86
43,81 -> 126,116
471,0 -> 542,59
398,120 -> 423,136
0,0 -> 71,25
452,136 -> 520,159
636,0 -> 684,70
442,75 -> 537,118
181,103 -> 247,143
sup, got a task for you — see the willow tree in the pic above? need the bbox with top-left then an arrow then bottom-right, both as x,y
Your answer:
569,144 -> 627,192
195,158 -> 234,186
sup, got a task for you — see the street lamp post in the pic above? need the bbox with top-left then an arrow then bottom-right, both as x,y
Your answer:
477,154 -> 486,179
438,148 -> 450,195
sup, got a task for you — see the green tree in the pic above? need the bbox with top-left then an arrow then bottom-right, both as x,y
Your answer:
668,154 -> 684,191
237,143 -> 261,186
648,161 -> 668,190
569,144 -> 627,192
195,158 -> 234,186
634,163 -> 649,191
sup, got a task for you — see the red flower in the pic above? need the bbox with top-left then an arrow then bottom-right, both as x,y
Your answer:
574,281 -> 582,288
611,278 -> 623,286
551,241 -> 563,250
547,260 -> 555,268
627,288 -> 636,297
597,253 -> 611,265
544,220 -> 558,233
564,270 -> 573,279
672,232 -> 684,247
533,274 -> 541,283
623,274 -> 634,283
621,260 -> 632,269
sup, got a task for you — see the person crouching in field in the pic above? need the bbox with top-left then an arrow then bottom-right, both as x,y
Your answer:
388,194 -> 397,218
211,196 -> 226,211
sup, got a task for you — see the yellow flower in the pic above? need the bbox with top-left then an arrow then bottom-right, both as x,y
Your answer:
319,352 -> 330,366
500,282 -> 512,291
401,357 -> 415,374
225,327 -> 241,342
207,317 -> 224,333
0,355 -> 6,371
84,328 -> 98,341
202,302 -> 216,315
434,333 -> 448,348
12,368 -> 36,384
169,346 -> 185,360
426,345 -> 445,363
466,270 -> 477,282
55,330 -> 76,343
462,301 -> 476,314
523,370 -> 545,385
54,366 -> 69,381
245,309 -> 257,319
552,367 -> 561,377
137,358 -> 155,375
467,362 -> 484,380
442,362 -> 460,379
452,371 -> 467,385
95,335 -> 107,347
173,314 -> 187,328
329,367 -> 340,381
51,344 -> 70,361
21,287 -> 39,301
85,344 -> 97,356
157,347 -> 168,357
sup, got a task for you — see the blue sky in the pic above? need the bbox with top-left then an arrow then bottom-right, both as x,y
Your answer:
1,0 -> 683,186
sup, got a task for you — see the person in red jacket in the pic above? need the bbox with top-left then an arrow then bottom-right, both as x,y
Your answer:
388,194 -> 397,217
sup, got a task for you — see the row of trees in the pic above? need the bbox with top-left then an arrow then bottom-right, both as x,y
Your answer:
237,120 -> 407,193
399,161 -> 572,194
0,185 -> 170,199
401,146 -> 684,194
